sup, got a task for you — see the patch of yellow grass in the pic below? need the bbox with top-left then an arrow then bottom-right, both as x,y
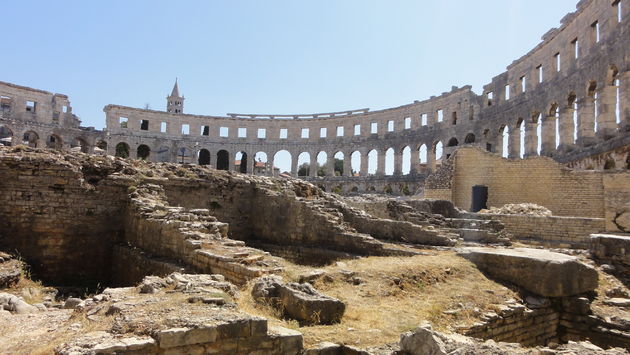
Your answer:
237,251 -> 517,348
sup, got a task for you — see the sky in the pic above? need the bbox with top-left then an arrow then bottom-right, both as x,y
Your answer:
3,0 -> 579,172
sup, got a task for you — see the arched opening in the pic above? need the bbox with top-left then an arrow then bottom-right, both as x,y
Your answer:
0,125 -> 13,146
273,150 -> 292,175
608,65 -> 620,124
156,146 -> 170,162
297,152 -> 311,177
47,134 -> 63,150
333,151 -> 344,176
419,144 -> 427,164
316,151 -> 327,176
464,133 -> 476,144
22,131 -> 39,148
236,151 -> 248,173
434,141 -> 443,162
401,146 -> 411,175
137,144 -> 150,160
447,137 -> 459,147
71,138 -> 89,153
368,186 -> 376,192
177,147 -> 192,164
501,126 -> 509,158
604,158 -> 616,170
216,150 -> 230,170
198,149 -> 210,165
254,152 -> 268,175
350,186 -> 359,193
568,92 -> 578,143
351,151 -> 361,176
367,149 -> 377,175
517,118 -> 525,158
385,148 -> 394,176
588,81 -> 598,132
115,142 -> 130,158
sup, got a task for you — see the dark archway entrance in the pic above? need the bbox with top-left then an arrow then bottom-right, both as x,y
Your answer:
198,149 -> 210,165
217,150 -> 229,170
137,144 -> 150,160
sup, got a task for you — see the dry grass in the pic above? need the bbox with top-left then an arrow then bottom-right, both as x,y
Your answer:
237,251 -> 518,348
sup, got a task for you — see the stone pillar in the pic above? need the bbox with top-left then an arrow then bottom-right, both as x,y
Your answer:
558,106 -> 575,151
393,150 -> 402,175
268,155 -> 275,176
620,71 -> 630,132
540,115 -> 556,157
326,154 -> 335,176
359,151 -> 368,176
508,126 -> 520,158
576,96 -> 597,147
376,150 -> 385,176
409,148 -> 419,174
309,153 -> 318,177
597,85 -> 619,139
228,154 -> 236,171
524,120 -> 538,157
427,148 -> 436,172
291,154 -> 299,176
343,153 -> 352,177
248,155 -> 256,175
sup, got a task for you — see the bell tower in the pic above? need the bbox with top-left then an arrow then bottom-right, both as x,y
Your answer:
166,79 -> 184,114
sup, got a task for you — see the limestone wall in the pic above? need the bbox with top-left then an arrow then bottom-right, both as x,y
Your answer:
482,214 -> 605,249
603,172 -> 630,232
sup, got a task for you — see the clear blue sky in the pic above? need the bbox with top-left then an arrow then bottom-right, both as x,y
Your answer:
4,0 -> 578,131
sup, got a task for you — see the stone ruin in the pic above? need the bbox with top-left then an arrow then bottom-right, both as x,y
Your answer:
0,146 -> 628,354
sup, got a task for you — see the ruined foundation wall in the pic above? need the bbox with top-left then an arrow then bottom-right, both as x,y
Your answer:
481,214 -> 605,249
0,153 -> 128,286
603,173 -> 630,232
110,245 -> 185,286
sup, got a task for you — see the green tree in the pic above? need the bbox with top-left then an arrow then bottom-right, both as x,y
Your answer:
334,158 -> 343,176
298,163 -> 310,176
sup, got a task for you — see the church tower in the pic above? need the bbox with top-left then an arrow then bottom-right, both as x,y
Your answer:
166,79 -> 184,114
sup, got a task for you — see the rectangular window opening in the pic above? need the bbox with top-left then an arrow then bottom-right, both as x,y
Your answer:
62,105 -> 68,113
572,38 -> 579,59
336,126 -> 344,137
257,128 -> 266,139
487,92 -> 493,106
505,85 -> 510,100
437,110 -> 443,122
421,113 -> 428,126
520,76 -> 527,93
279,128 -> 288,139
26,100 -> 36,112
615,0 -> 622,22
301,128 -> 309,139
238,127 -> 247,138
320,127 -> 327,138
387,120 -> 394,132
451,112 -> 457,125
220,127 -> 229,137
181,124 -> 190,135
404,117 -> 411,129
119,117 -> 128,128
201,125 -> 209,136
370,122 -> 378,134
354,124 -> 361,135
160,122 -> 167,133
140,119 -> 149,131
592,21 -> 600,43
536,65 -> 543,83
554,53 -> 561,72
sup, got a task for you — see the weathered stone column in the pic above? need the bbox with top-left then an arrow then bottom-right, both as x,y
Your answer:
540,115 -> 556,157
309,153 -> 318,177
343,153 -> 352,177
427,148 -> 436,172
376,150 -> 385,176
326,153 -> 335,176
596,85 -> 619,139
409,148 -> 419,174
577,96 -> 597,146
228,154 -> 236,172
268,155 -> 275,176
248,155 -> 256,175
291,154 -> 299,176
524,120 -> 538,157
508,125 -> 521,158
558,106 -> 575,151
393,149 -> 402,176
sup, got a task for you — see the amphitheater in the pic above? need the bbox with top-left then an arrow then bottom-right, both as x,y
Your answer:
0,0 -> 630,354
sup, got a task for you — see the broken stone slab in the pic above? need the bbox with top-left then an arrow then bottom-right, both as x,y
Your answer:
0,292 -> 38,314
604,298 -> 630,308
457,247 -> 598,297
400,323 -> 447,355
252,276 -> 346,325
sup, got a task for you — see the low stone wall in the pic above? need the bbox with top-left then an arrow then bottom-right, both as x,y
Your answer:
478,214 -> 605,249
464,303 -> 560,346
590,233 -> 630,279
110,245 -> 185,286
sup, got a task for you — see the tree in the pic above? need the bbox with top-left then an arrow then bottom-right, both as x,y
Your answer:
298,163 -> 310,176
334,158 -> 343,176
